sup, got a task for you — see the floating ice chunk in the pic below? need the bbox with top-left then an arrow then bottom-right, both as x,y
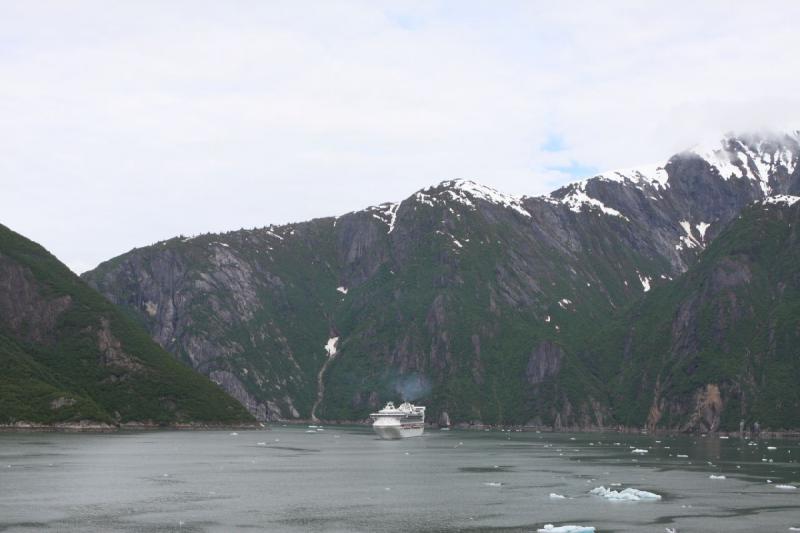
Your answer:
709,475 -> 726,480
767,446 -> 777,450
789,527 -> 800,531
256,442 -> 266,446
631,449 -> 648,455
677,454 -> 689,458
336,286 -> 348,295
549,493 -> 567,499
229,432 -> 238,436
775,484 -> 797,490
538,525 -> 595,533
484,482 -> 503,487
590,486 -> 661,501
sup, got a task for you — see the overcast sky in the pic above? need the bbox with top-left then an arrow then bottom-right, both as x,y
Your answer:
3,1 -> 800,273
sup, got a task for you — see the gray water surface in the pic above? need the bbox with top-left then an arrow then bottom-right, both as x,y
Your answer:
1,427 -> 798,532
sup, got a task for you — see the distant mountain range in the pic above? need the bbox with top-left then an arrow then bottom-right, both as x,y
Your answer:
0,224 -> 254,428
9,131 -> 799,432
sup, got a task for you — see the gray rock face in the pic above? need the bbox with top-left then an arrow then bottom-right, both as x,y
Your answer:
0,254 -> 72,342
83,132 -> 800,429
526,341 -> 564,385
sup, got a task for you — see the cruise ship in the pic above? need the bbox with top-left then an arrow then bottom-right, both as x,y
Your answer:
370,401 -> 425,439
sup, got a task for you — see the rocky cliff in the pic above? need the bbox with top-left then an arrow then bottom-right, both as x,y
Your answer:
83,132 -> 800,431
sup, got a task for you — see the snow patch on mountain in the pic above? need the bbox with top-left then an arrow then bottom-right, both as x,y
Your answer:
689,133 -> 799,196
696,222 -> 711,240
366,203 -> 400,233
437,179 -> 531,217
594,164 -> 669,190
324,337 -> 339,357
637,273 -> 651,292
763,195 -> 800,207
556,181 -> 629,220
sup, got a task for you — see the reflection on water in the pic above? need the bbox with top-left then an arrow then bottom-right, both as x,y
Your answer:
0,428 -> 798,532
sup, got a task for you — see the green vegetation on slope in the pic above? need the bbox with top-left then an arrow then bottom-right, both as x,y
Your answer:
0,223 -> 254,426
583,202 -> 800,431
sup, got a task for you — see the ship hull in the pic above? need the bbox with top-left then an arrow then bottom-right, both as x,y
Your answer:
372,421 -> 424,439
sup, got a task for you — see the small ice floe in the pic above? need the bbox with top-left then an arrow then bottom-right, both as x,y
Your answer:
767,446 -> 778,450
789,527 -> 800,531
709,475 -> 726,480
305,430 -> 317,433
719,435 -> 729,439
256,442 -> 266,446
590,486 -> 661,501
775,484 -> 797,490
665,528 -> 677,533
549,493 -> 567,499
677,454 -> 689,458
229,432 -> 238,436
484,482 -> 503,487
537,524 -> 595,533
631,449 -> 648,455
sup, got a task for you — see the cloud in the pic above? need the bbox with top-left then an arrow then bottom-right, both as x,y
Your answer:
2,1 -> 799,272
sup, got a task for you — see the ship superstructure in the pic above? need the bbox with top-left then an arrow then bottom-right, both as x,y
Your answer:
370,401 -> 425,439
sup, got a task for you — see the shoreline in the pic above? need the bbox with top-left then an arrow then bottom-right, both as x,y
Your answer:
4,419 -> 799,439
272,418 -> 800,439
0,421 -> 264,433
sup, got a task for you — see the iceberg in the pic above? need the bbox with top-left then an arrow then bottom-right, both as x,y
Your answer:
709,475 -> 726,480
549,493 -> 567,499
631,448 -> 648,454
537,525 -> 595,533
590,486 -> 661,501
775,484 -> 797,490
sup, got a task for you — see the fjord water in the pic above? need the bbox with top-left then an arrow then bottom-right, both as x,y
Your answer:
1,428 -> 798,532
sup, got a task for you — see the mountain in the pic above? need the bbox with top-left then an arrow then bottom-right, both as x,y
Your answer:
82,132 -> 800,431
586,196 -> 800,432
0,223 -> 255,428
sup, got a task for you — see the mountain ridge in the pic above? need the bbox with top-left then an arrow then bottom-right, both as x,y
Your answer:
83,131 -> 800,431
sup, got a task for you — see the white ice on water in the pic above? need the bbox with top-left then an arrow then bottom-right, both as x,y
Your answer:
590,486 -> 661,501
549,493 -> 567,499
775,484 -> 797,490
631,448 -> 648,454
537,524 -> 596,533
709,475 -> 726,480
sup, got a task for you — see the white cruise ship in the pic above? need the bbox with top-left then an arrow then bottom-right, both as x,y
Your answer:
370,401 -> 425,439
